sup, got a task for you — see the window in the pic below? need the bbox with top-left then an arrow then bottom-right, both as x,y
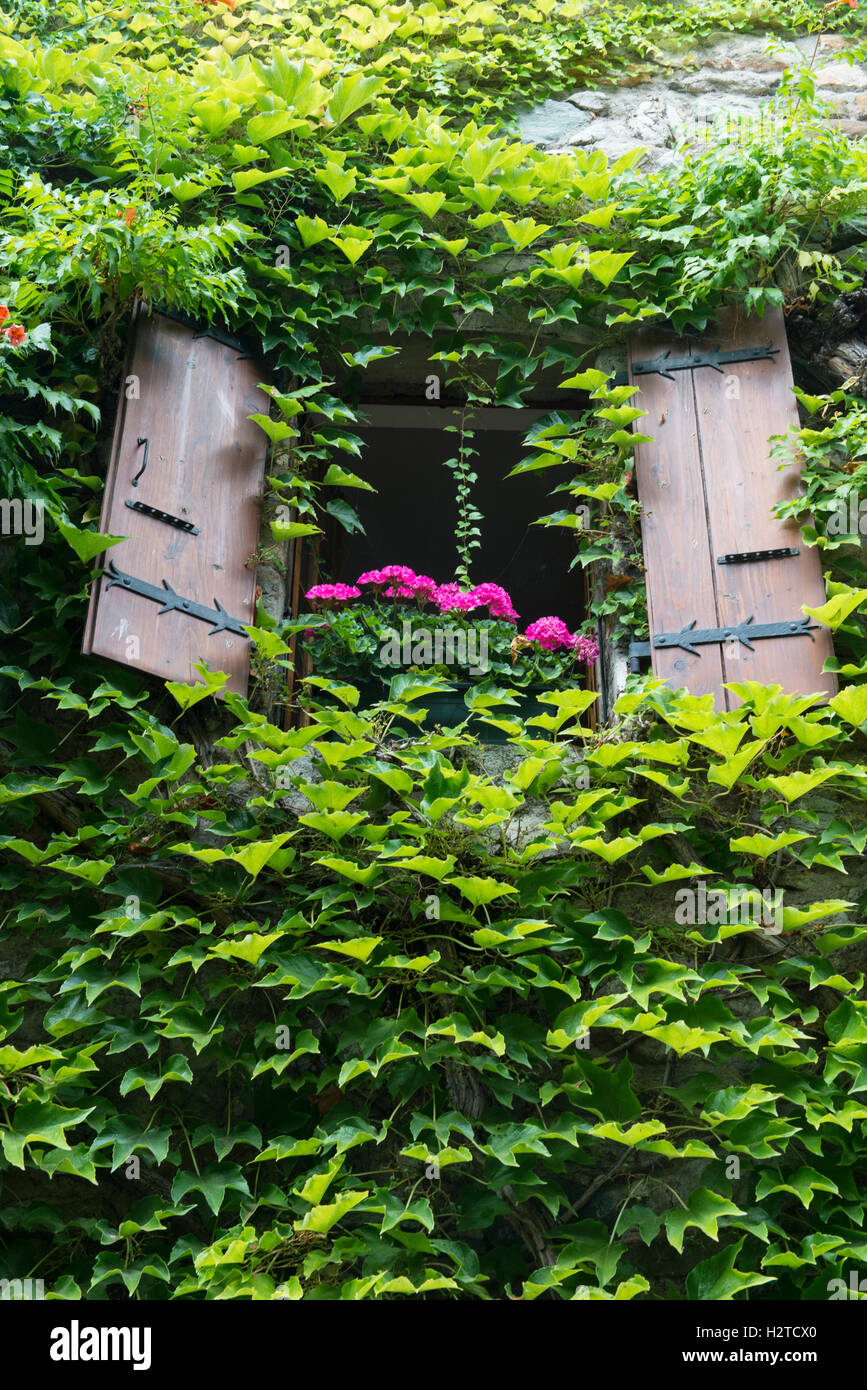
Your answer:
328,404 -> 585,630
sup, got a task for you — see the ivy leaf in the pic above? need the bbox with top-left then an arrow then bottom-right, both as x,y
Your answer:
830,684 -> 867,729
298,810 -> 367,841
444,875 -> 518,908
57,520 -> 125,563
246,111 -> 300,143
756,1166 -> 840,1209
586,250 -> 632,288
326,73 -> 386,126
209,932 -> 285,966
664,1188 -> 744,1253
270,518 -> 322,541
382,853 -> 456,880
803,586 -> 867,631
685,1237 -> 776,1299
559,368 -> 609,391
119,1053 -> 193,1100
756,767 -> 841,802
294,1190 -> 369,1233
316,936 -> 382,963
322,463 -> 375,490
166,665 -> 229,711
401,190 -> 446,220
232,167 -> 291,194
314,161 -> 358,202
729,831 -> 808,858
295,213 -> 333,247
2,1101 -> 95,1169
172,1162 -> 251,1216
328,233 -> 373,264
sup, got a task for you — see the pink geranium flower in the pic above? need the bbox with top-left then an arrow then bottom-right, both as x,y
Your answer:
434,583 -> 479,614
569,633 -> 599,663
467,582 -> 519,623
305,583 -> 361,606
357,565 -> 434,599
523,616 -> 597,662
408,574 -> 438,602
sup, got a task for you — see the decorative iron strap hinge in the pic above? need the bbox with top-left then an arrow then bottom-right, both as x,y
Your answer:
153,305 -> 254,360
632,342 -> 779,381
652,614 -> 818,656
103,561 -> 248,637
612,342 -> 781,386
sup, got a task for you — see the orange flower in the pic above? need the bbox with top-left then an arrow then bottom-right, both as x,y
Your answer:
823,0 -> 857,8
3,324 -> 26,347
0,305 -> 8,326
123,206 -> 137,227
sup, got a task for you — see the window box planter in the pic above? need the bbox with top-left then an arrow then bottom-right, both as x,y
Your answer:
293,567 -> 599,740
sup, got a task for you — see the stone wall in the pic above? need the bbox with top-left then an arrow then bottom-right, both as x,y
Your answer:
517,32 -> 867,172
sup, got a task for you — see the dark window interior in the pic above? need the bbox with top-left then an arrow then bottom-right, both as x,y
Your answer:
328,407 -> 584,629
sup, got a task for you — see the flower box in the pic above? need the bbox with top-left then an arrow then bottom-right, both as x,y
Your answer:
290,565 -> 598,741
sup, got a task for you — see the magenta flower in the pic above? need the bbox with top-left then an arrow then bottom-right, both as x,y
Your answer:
357,565 -> 435,599
522,617 -> 598,663
305,583 -> 361,605
569,633 -> 599,663
356,568 -> 386,588
434,582 -> 479,614
409,574 -> 438,602
358,568 -> 403,587
379,565 -> 417,585
523,616 -> 573,650
467,582 -> 519,623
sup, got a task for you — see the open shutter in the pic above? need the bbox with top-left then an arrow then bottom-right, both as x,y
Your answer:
83,306 -> 269,697
628,306 -> 836,709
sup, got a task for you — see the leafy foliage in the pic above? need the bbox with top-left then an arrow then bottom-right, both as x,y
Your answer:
1,0 -> 867,1304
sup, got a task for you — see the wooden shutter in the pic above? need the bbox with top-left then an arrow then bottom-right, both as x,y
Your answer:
83,306 -> 268,697
628,306 -> 836,709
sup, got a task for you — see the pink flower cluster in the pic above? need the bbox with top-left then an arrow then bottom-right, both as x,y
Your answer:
302,565 -> 597,665
356,565 -> 438,600
523,616 -> 598,661
436,581 -> 519,624
353,568 -> 519,618
305,583 -> 361,605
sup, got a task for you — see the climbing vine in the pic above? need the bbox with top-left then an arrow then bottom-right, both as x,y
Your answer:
0,0 -> 866,1304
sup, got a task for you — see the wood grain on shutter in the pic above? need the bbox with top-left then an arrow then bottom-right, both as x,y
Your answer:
83,306 -> 268,697
628,306 -> 836,709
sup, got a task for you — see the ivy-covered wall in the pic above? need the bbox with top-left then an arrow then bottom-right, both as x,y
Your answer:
1,0 -> 867,1304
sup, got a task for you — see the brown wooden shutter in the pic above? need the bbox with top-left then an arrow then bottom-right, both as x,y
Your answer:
628,306 -> 836,709
83,306 -> 269,697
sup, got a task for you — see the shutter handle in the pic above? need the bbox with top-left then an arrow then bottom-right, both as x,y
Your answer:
132,436 -> 149,487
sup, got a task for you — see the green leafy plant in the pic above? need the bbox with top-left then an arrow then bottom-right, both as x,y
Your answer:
1,0 -> 867,1307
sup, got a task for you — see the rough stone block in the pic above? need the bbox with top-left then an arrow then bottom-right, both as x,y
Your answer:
823,118 -> 867,139
814,62 -> 867,90
566,90 -> 609,113
516,99 -> 589,147
676,69 -> 782,97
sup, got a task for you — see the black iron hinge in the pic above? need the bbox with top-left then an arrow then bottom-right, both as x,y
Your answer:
652,614 -> 818,657
152,305 -> 254,360
613,340 -> 780,386
103,561 -> 248,637
632,342 -> 779,381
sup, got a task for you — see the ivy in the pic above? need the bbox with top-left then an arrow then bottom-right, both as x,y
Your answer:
0,0 -> 867,1305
